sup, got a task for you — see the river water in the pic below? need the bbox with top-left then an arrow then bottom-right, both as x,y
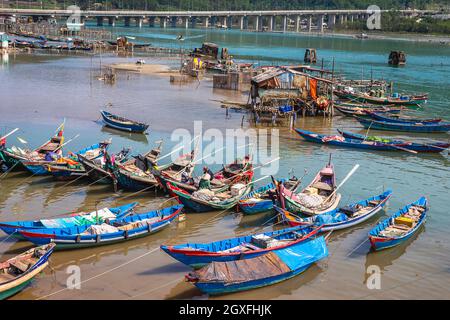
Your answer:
0,27 -> 449,300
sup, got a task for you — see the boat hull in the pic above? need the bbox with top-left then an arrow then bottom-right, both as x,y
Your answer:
239,200 -> 274,215
101,110 -> 149,133
356,117 -> 450,133
193,263 -> 312,295
368,197 -> 427,251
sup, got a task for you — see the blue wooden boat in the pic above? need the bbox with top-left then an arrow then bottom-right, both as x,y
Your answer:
0,202 -> 138,240
276,190 -> 392,231
355,116 -> 450,133
369,197 -> 427,251
100,110 -> 149,134
185,236 -> 328,295
161,225 -> 321,269
166,182 -> 253,213
295,128 -> 446,153
364,111 -> 442,124
45,141 -> 111,180
238,179 -> 297,215
238,182 -> 279,215
334,104 -> 403,117
334,90 -> 428,106
338,130 -> 450,153
0,244 -> 55,300
21,142 -> 108,176
18,204 -> 183,250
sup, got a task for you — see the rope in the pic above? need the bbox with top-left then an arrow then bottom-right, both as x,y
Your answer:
35,247 -> 161,300
125,277 -> 184,300
0,231 -> 17,246
0,161 -> 21,180
36,202 -> 232,300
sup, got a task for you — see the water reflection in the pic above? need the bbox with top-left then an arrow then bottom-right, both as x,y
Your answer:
101,125 -> 149,145
363,226 -> 426,285
1,51 -> 8,66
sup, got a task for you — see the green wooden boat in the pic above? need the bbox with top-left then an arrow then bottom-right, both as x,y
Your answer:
0,244 -> 55,300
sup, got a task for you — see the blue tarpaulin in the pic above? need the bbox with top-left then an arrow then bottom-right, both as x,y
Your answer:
274,237 -> 328,271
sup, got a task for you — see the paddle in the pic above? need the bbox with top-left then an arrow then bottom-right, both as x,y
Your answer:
324,164 -> 360,204
0,128 -> 19,142
387,144 -> 418,154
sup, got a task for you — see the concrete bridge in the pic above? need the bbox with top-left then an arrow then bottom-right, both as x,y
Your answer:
0,8 -> 434,32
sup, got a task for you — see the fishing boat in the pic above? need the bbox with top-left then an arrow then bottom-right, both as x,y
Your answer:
0,202 -> 138,240
278,158 -> 341,216
355,116 -> 450,133
238,178 -> 300,215
44,141 -> 111,180
161,225 -> 321,269
166,181 -> 253,213
115,146 -> 191,192
156,156 -> 253,195
368,197 -> 427,251
334,90 -> 428,106
77,147 -> 131,185
21,140 -> 108,176
364,111 -> 443,124
19,204 -> 183,250
0,123 -> 64,171
185,236 -> 328,295
295,129 -> 445,153
334,104 -> 404,117
338,130 -> 450,153
0,244 -> 55,300
100,110 -> 149,134
276,190 -> 392,231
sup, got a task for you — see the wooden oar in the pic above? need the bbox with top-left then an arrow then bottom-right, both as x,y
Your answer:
324,164 -> 360,204
387,144 -> 418,154
0,128 -> 19,141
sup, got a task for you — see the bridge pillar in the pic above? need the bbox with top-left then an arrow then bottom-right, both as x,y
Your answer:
295,15 -> 302,32
319,15 -> 324,33
343,14 -> 348,24
308,15 -> 312,32
269,16 -> 275,31
124,17 -> 131,27
159,17 -> 167,28
97,16 -> 104,27
222,16 -> 227,28
255,16 -> 262,32
211,16 -> 218,27
170,17 -> 177,28
328,14 -> 335,29
108,17 -> 116,27
135,17 -> 143,28
350,15 -> 354,23
227,16 -> 233,28
190,17 -> 197,28
184,17 -> 189,29
148,17 -> 155,27
240,16 -> 245,30
204,17 -> 210,28
282,16 -> 288,32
